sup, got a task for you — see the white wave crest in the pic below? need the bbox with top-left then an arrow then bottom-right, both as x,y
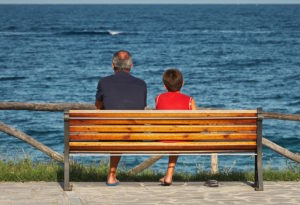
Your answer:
108,30 -> 122,35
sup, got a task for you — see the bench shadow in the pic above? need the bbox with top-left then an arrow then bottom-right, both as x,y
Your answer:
57,167 -> 64,190
242,181 -> 255,188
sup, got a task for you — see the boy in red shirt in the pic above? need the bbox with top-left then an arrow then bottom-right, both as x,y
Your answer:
156,68 -> 197,185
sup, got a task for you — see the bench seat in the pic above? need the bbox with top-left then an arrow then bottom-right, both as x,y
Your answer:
64,109 -> 263,191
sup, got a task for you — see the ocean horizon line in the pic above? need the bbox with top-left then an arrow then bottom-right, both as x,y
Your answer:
0,3 -> 300,5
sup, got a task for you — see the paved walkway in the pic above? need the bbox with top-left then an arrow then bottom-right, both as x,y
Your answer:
0,181 -> 300,205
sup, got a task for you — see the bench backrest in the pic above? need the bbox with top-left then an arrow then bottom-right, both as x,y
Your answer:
64,109 -> 262,154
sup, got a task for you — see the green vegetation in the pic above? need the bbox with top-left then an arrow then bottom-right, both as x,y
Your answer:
0,159 -> 299,182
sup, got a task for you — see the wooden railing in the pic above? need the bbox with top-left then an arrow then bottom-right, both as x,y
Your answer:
0,102 -> 299,174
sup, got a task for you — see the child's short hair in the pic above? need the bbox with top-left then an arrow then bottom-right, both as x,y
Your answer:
162,68 -> 183,92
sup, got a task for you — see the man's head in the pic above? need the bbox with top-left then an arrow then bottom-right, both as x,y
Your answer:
112,50 -> 133,72
163,68 -> 184,92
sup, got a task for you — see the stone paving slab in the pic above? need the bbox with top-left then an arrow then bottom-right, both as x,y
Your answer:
0,182 -> 69,205
0,181 -> 300,205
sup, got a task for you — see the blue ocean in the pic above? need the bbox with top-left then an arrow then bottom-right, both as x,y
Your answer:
0,5 -> 300,173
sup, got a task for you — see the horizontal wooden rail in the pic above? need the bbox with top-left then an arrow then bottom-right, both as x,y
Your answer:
0,102 -> 95,111
262,112 -> 300,121
1,102 -> 300,121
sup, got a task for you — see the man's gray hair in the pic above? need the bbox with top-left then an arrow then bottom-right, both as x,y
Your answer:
112,50 -> 133,70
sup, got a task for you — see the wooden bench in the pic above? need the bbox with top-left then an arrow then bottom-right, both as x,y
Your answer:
63,109 -> 263,191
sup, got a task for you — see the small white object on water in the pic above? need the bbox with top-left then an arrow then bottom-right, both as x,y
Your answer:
108,30 -> 122,35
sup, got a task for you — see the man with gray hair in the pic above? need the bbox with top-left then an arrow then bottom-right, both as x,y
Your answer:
95,50 -> 147,185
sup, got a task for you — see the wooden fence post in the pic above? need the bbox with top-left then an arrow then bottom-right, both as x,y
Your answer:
210,154 -> 219,174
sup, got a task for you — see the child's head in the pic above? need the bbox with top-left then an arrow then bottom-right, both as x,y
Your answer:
162,68 -> 183,92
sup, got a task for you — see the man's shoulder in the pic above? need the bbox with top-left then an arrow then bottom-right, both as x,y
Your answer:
129,75 -> 146,86
98,74 -> 114,82
97,74 -> 116,87
98,72 -> 146,88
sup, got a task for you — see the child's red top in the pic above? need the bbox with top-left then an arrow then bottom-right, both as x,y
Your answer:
155,92 -> 192,110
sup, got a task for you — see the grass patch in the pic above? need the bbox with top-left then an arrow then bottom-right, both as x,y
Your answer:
0,159 -> 299,182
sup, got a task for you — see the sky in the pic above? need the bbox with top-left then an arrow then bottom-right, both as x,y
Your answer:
0,0 -> 299,4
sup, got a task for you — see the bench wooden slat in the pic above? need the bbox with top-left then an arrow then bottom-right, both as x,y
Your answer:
69,141 -> 257,151
69,110 -> 257,118
69,119 -> 257,125
69,125 -> 257,132
70,110 -> 258,113
69,150 -> 257,154
69,133 -> 257,141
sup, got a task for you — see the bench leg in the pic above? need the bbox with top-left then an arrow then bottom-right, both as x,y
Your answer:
255,154 -> 263,191
64,119 -> 72,191
255,109 -> 264,191
64,150 -> 72,191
